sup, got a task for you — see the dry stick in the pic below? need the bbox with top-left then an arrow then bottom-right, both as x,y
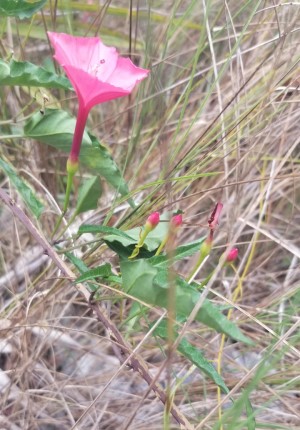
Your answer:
0,187 -> 193,430
0,188 -> 90,301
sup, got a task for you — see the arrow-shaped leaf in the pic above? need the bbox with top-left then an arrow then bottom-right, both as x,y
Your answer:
75,263 -> 113,284
24,109 -> 133,204
75,176 -> 102,215
0,0 -> 47,19
154,320 -> 229,394
0,157 -> 44,218
120,258 -> 253,344
0,59 -> 72,90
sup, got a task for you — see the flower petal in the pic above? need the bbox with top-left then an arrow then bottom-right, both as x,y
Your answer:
48,32 -> 149,111
48,32 -> 118,78
108,57 -> 149,90
63,65 -> 130,110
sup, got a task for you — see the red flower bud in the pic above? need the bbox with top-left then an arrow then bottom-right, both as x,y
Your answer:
226,247 -> 238,263
171,214 -> 183,228
145,212 -> 160,230
129,211 -> 160,259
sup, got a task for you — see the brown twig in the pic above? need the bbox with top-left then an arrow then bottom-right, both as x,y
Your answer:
88,293 -> 194,429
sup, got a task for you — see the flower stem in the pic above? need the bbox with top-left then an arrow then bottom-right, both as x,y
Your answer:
155,235 -> 168,256
52,212 -> 65,239
52,103 -> 88,237
188,253 -> 210,283
63,168 -> 76,214
128,228 -> 149,259
52,160 -> 78,238
188,235 -> 213,282
69,104 -> 89,161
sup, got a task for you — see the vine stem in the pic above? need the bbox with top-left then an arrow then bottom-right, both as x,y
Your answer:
52,167 -> 76,238
0,187 -> 193,430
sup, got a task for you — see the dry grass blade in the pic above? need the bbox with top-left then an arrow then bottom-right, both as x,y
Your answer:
1,1 -> 300,428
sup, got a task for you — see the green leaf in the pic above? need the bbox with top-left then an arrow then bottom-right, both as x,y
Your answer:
75,263 -> 113,284
0,0 -> 47,19
66,251 -> 115,290
23,109 -> 132,203
179,338 -> 229,393
24,109 -> 91,149
65,251 -> 89,274
0,157 -> 43,218
87,133 -> 135,207
149,237 -> 206,267
78,224 -> 135,240
65,251 -> 98,291
104,219 -> 170,259
120,258 -> 253,344
0,60 -> 10,81
106,239 -> 155,260
252,423 -> 289,429
122,259 -> 158,301
0,59 -> 72,90
154,320 -> 229,394
75,176 -> 102,215
245,397 -> 256,430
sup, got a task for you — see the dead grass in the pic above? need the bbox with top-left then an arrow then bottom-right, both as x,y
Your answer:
0,1 -> 300,429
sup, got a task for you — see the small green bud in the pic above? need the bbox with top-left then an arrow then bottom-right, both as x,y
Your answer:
200,237 -> 212,259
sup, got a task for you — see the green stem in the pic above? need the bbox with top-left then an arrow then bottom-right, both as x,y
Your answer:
63,169 -> 76,214
52,169 -> 76,239
197,271 -> 214,290
188,253 -> 209,283
155,234 -> 168,256
54,210 -> 78,241
188,238 -> 212,282
128,227 -> 150,259
0,134 -> 23,139
52,212 -> 65,239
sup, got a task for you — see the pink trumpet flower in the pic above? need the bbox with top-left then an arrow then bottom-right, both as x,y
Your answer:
48,32 -> 149,168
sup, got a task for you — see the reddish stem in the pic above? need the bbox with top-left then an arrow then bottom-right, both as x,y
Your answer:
69,103 -> 89,163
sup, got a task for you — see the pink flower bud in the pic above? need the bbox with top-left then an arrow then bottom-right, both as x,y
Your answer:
171,214 -> 183,228
226,247 -> 238,263
208,202 -> 223,230
146,212 -> 160,230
